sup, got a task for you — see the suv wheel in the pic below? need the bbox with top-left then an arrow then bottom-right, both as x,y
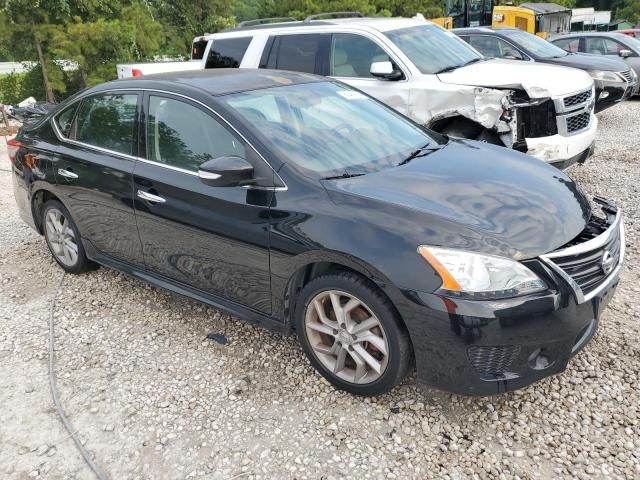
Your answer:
295,272 -> 411,396
42,200 -> 94,274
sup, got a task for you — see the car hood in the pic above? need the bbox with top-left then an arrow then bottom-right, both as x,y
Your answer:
437,59 -> 594,98
324,141 -> 591,260
540,53 -> 630,72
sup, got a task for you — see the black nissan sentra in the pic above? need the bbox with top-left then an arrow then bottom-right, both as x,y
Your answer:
8,70 -> 624,396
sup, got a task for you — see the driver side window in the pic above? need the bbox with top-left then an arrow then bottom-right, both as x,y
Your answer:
330,33 -> 395,78
146,95 -> 245,172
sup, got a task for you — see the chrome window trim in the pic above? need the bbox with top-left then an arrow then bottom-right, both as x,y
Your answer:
539,207 -> 624,304
51,87 -> 288,191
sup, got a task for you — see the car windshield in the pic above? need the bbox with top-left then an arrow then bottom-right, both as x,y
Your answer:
502,29 -> 568,58
385,24 -> 483,74
222,82 -> 433,178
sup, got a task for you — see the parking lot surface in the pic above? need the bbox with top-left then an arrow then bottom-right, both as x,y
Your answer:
1,101 -> 639,480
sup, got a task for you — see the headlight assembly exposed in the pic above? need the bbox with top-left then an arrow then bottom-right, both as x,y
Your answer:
417,246 -> 547,299
588,70 -> 625,83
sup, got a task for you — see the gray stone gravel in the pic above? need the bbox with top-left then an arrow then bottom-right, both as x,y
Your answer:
1,100 -> 639,480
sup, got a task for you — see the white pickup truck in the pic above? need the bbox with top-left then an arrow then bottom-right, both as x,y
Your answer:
117,15 -> 597,168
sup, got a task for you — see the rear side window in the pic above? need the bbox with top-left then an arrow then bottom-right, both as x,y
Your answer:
205,37 -> 251,69
191,39 -> 208,60
74,93 -> 138,155
553,37 -> 580,53
54,104 -> 78,137
467,35 -> 523,60
147,95 -> 245,172
270,34 -> 328,74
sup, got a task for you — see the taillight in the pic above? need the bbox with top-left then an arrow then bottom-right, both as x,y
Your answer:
6,138 -> 22,165
132,68 -> 143,77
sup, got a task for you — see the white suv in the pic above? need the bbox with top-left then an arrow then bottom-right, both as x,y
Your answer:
126,15 -> 598,168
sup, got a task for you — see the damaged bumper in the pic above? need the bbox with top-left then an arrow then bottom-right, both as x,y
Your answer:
526,116 -> 597,167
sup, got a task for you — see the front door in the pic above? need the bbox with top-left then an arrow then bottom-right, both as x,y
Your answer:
52,91 -> 144,265
328,33 -> 412,118
133,93 -> 273,313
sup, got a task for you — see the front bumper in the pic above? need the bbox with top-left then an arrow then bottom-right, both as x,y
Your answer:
526,114 -> 597,166
397,200 -> 623,396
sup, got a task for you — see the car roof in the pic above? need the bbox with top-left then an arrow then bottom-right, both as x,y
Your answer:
553,32 -> 633,38
88,69 -> 323,97
453,27 -> 519,35
214,16 -> 427,36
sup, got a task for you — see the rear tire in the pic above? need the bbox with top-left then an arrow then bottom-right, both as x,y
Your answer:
294,272 -> 411,396
42,200 -> 95,274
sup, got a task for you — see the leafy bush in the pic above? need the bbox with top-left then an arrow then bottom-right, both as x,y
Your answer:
0,72 -> 24,105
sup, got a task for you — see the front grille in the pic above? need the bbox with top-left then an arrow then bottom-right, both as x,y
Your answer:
541,202 -> 623,302
564,89 -> 592,108
518,99 -> 558,138
467,345 -> 520,377
620,70 -> 633,82
566,112 -> 591,133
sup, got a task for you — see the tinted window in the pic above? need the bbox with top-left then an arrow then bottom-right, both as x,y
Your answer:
192,40 -> 208,60
75,93 -> 138,155
385,25 -> 482,74
276,34 -> 324,74
147,96 -> 245,172
467,35 -> 524,60
223,82 -> 431,178
55,104 -> 77,137
553,37 -> 580,53
205,37 -> 251,69
331,33 -> 392,78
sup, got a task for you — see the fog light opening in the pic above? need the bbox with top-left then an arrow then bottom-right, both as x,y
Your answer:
528,348 -> 553,371
599,91 -> 610,100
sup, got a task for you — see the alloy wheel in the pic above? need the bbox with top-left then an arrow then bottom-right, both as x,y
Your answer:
45,209 -> 79,267
304,290 -> 389,384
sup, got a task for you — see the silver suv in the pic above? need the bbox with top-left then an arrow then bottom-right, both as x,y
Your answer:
123,14 -> 598,168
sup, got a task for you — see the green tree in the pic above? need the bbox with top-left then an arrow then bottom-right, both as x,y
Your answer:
618,0 -> 640,24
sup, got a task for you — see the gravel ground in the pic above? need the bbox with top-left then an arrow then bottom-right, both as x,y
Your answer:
1,100 -> 639,480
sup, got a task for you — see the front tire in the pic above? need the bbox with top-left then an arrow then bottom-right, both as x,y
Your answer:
42,200 -> 94,274
294,272 -> 411,396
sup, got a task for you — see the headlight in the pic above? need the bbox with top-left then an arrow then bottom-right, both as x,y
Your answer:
588,70 -> 624,82
417,246 -> 547,299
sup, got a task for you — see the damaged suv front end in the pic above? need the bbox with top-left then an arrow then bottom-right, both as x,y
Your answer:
382,24 -> 596,169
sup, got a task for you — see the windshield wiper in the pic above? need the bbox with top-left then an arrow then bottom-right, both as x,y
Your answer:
435,57 -> 483,74
322,171 -> 366,180
398,142 -> 442,166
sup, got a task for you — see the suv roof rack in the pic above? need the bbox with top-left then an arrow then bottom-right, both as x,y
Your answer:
237,17 -> 297,27
304,11 -> 364,22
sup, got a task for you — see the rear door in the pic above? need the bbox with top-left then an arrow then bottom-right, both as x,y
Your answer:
133,92 -> 274,313
52,91 -> 144,265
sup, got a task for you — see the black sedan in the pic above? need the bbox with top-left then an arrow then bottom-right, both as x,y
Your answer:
8,70 -> 624,396
456,27 -> 637,112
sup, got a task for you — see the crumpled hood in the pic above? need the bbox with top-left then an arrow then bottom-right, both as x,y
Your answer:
324,141 -> 591,260
437,59 -> 594,98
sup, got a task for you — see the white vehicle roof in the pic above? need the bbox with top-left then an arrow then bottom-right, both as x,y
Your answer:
193,17 -> 430,42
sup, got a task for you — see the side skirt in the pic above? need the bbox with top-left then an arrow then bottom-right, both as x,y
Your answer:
84,241 -> 291,336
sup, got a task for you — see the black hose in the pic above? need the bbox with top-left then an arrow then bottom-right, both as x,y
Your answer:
48,272 -> 108,480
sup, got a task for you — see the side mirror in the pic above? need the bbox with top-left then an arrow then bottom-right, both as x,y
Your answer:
619,49 -> 632,58
198,156 -> 254,187
370,61 -> 402,80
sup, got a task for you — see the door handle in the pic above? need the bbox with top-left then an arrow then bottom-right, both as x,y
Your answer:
57,168 -> 78,179
137,190 -> 166,203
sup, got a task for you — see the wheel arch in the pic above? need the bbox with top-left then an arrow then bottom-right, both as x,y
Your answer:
31,187 -> 64,234
276,252 -> 406,332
